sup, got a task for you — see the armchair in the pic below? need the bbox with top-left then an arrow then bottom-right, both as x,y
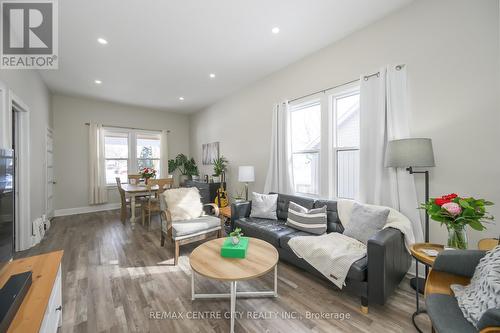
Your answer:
160,189 -> 222,265
425,250 -> 500,333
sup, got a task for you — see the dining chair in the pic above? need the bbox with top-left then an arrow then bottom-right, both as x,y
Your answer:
141,178 -> 174,229
116,177 -> 129,222
127,174 -> 142,185
116,177 -> 143,223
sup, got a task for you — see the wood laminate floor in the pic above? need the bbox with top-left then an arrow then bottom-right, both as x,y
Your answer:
19,210 -> 431,333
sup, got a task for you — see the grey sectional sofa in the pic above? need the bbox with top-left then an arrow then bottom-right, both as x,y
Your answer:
231,192 -> 411,311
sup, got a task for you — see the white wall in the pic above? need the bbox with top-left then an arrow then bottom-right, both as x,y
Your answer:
190,0 -> 500,248
52,94 -> 191,211
0,70 -> 52,226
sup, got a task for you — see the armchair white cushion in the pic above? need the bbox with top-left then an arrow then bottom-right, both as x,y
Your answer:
162,215 -> 221,240
162,187 -> 203,221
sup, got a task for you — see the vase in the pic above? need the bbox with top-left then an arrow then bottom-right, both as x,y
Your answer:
231,236 -> 240,245
213,175 -> 221,183
446,225 -> 468,249
179,174 -> 189,186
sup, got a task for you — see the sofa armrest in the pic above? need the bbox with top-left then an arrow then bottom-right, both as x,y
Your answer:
231,201 -> 251,221
478,308 -> 500,331
367,228 -> 411,305
433,250 -> 486,278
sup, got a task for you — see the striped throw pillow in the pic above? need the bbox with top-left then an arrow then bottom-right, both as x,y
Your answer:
286,201 -> 327,235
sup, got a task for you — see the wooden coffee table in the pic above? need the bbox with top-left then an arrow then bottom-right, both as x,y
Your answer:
189,237 -> 279,333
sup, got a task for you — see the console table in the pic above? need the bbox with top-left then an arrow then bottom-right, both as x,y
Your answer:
0,250 -> 63,333
184,180 -> 225,204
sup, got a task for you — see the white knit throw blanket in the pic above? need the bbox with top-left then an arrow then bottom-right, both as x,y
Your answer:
288,233 -> 367,289
451,245 -> 500,327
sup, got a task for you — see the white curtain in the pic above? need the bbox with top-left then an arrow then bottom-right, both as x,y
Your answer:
88,122 -> 108,204
359,65 -> 424,243
264,101 -> 295,195
160,130 -> 169,178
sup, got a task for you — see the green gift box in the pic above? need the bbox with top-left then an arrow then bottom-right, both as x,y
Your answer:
221,237 -> 249,258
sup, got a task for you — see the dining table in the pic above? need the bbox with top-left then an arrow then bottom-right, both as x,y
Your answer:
120,183 -> 159,228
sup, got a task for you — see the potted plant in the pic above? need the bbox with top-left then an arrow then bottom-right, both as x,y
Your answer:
168,154 -> 199,185
229,227 -> 244,245
212,156 -> 228,183
421,193 -> 494,249
139,167 -> 156,184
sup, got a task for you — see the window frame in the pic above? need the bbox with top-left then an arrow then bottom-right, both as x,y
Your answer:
102,127 -> 162,186
327,84 -> 360,200
289,97 -> 322,197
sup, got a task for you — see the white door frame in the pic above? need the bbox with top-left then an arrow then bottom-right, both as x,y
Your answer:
46,127 -> 54,219
11,92 -> 31,251
0,81 -> 32,251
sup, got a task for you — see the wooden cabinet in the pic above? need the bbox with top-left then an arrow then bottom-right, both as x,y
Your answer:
184,181 -> 225,204
0,251 -> 64,333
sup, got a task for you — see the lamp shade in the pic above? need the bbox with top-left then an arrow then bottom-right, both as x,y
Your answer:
385,138 -> 435,168
238,166 -> 255,182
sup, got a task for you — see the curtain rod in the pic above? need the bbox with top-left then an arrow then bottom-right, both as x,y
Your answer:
289,64 -> 405,103
84,123 -> 170,133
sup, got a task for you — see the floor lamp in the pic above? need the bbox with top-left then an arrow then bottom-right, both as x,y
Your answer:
385,138 -> 435,294
238,166 -> 255,201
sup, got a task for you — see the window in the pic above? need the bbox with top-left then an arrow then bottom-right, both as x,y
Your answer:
137,133 -> 161,174
103,129 -> 162,185
290,101 -> 321,195
104,133 -> 128,185
332,90 -> 360,199
288,85 -> 360,199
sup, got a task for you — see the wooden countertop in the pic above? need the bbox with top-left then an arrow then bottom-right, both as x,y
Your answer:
0,250 -> 64,333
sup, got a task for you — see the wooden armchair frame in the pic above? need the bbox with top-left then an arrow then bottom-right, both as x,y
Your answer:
160,203 -> 221,265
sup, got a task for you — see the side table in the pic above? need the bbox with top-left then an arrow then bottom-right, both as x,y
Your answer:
219,206 -> 232,235
409,243 -> 444,333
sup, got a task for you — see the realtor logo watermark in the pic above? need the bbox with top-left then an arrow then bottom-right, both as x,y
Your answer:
1,0 -> 58,69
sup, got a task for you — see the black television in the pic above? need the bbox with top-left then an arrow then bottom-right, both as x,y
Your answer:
0,148 -> 31,332
0,149 -> 14,269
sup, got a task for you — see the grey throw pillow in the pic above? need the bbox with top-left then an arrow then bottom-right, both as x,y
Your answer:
343,202 -> 389,244
286,201 -> 327,235
451,245 -> 500,327
250,192 -> 278,220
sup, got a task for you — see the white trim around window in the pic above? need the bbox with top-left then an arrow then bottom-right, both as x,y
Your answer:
102,127 -> 162,186
290,82 -> 360,200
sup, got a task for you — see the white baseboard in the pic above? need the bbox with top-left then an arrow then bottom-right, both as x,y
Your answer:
54,203 -> 121,217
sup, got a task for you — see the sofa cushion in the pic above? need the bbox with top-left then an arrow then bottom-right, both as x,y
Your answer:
272,192 -> 315,220
286,202 -> 327,235
164,216 -> 221,239
162,187 -> 203,221
314,200 -> 344,233
343,202 -> 389,245
234,217 -> 296,248
426,294 -> 476,333
250,192 -> 278,220
279,231 -> 367,281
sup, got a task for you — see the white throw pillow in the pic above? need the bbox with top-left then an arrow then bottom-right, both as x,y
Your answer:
250,192 -> 278,220
162,187 -> 203,221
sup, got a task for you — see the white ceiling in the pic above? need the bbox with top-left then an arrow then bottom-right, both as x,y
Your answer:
40,0 -> 413,113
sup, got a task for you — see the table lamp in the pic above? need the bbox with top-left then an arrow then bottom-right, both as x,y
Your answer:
385,138 -> 435,293
238,166 -> 255,201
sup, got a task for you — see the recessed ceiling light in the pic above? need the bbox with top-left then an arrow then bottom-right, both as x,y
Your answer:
209,73 -> 216,78
97,38 -> 108,45
94,79 -> 102,85
272,27 -> 280,34
179,97 -> 184,101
